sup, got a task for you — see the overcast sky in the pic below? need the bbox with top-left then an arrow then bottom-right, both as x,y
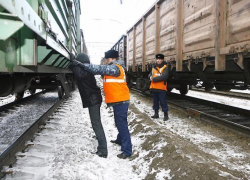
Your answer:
80,0 -> 156,64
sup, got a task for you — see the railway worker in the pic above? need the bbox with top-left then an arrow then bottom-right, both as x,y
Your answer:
149,53 -> 169,121
68,53 -> 108,158
70,50 -> 132,159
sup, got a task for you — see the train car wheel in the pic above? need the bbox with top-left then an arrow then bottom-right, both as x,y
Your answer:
29,88 -> 36,95
58,86 -> 64,99
215,85 -> 231,91
204,85 -> 214,92
71,80 -> 76,91
179,85 -> 189,96
127,78 -> 133,89
167,87 -> 173,95
68,78 -> 76,91
15,91 -> 25,101
167,87 -> 173,93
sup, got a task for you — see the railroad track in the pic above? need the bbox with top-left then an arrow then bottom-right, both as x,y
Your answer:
0,91 -> 62,178
190,87 -> 250,100
0,91 -> 47,116
131,88 -> 250,138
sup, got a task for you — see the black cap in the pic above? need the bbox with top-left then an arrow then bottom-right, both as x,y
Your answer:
105,50 -> 119,59
75,53 -> 90,64
155,54 -> 164,59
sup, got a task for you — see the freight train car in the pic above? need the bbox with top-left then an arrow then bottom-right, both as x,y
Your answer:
111,35 -> 127,66
117,0 -> 250,94
0,0 -> 85,99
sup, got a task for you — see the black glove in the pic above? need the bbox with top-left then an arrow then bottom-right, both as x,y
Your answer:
70,53 -> 75,60
70,60 -> 81,66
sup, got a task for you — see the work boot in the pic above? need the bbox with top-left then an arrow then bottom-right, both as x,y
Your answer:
91,151 -> 107,158
110,140 -> 121,146
151,110 -> 159,118
117,153 -> 130,159
164,112 -> 169,121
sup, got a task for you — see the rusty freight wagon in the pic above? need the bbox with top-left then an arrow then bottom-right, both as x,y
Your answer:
124,0 -> 250,94
0,0 -> 85,99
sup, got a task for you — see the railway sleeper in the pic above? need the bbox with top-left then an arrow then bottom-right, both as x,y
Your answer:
237,122 -> 250,127
39,125 -> 46,130
16,152 -> 27,158
198,110 -> 223,114
195,107 -> 217,111
1,166 -> 14,175
186,105 -> 213,110
224,116 -> 250,122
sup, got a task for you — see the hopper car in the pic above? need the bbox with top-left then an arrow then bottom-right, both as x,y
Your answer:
111,0 -> 250,95
0,0 -> 85,99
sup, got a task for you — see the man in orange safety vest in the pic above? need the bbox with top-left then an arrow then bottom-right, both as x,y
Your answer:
149,54 -> 169,121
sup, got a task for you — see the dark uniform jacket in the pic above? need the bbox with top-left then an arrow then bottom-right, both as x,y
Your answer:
149,61 -> 169,92
68,61 -> 102,108
71,59 -> 129,106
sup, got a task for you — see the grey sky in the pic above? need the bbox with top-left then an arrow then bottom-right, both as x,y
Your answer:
80,0 -> 156,64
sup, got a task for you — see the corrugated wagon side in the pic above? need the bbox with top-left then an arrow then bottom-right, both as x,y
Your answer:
126,0 -> 250,94
0,0 -> 85,98
111,35 -> 127,66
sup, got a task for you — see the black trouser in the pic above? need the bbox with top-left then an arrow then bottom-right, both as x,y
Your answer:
152,91 -> 168,112
88,103 -> 107,155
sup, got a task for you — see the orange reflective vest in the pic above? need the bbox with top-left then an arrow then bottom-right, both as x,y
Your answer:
103,64 -> 130,103
150,65 -> 167,91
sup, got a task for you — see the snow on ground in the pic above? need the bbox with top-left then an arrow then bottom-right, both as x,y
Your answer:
172,89 -> 250,110
2,90 -> 143,180
0,90 -> 43,106
130,93 -> 250,178
0,92 -> 58,154
0,95 -> 15,106
2,85 -> 250,179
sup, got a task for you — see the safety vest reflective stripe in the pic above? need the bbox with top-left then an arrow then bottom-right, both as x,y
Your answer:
103,63 -> 130,103
150,65 -> 167,91
152,66 -> 165,74
104,79 -> 126,83
104,67 -> 126,83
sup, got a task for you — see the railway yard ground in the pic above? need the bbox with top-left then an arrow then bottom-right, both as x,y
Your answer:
1,86 -> 250,180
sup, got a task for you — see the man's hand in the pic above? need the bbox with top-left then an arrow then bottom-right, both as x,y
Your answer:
69,60 -> 81,66
70,53 -> 75,60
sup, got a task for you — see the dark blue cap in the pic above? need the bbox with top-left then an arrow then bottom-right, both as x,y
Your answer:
155,54 -> 164,59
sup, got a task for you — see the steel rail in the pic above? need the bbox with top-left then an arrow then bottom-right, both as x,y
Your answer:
190,87 -> 250,100
168,93 -> 250,137
0,90 -> 47,112
131,88 -> 250,137
0,96 -> 65,178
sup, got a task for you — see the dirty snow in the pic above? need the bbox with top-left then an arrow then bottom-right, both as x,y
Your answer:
1,84 -> 250,180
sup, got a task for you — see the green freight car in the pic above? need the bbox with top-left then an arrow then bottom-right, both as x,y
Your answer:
0,0 -> 85,99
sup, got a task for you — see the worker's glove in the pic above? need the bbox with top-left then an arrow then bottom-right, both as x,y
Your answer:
70,53 -> 75,61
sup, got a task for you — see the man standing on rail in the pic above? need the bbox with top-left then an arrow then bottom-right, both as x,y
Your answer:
70,50 -> 132,159
68,53 -> 108,158
149,53 -> 169,121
